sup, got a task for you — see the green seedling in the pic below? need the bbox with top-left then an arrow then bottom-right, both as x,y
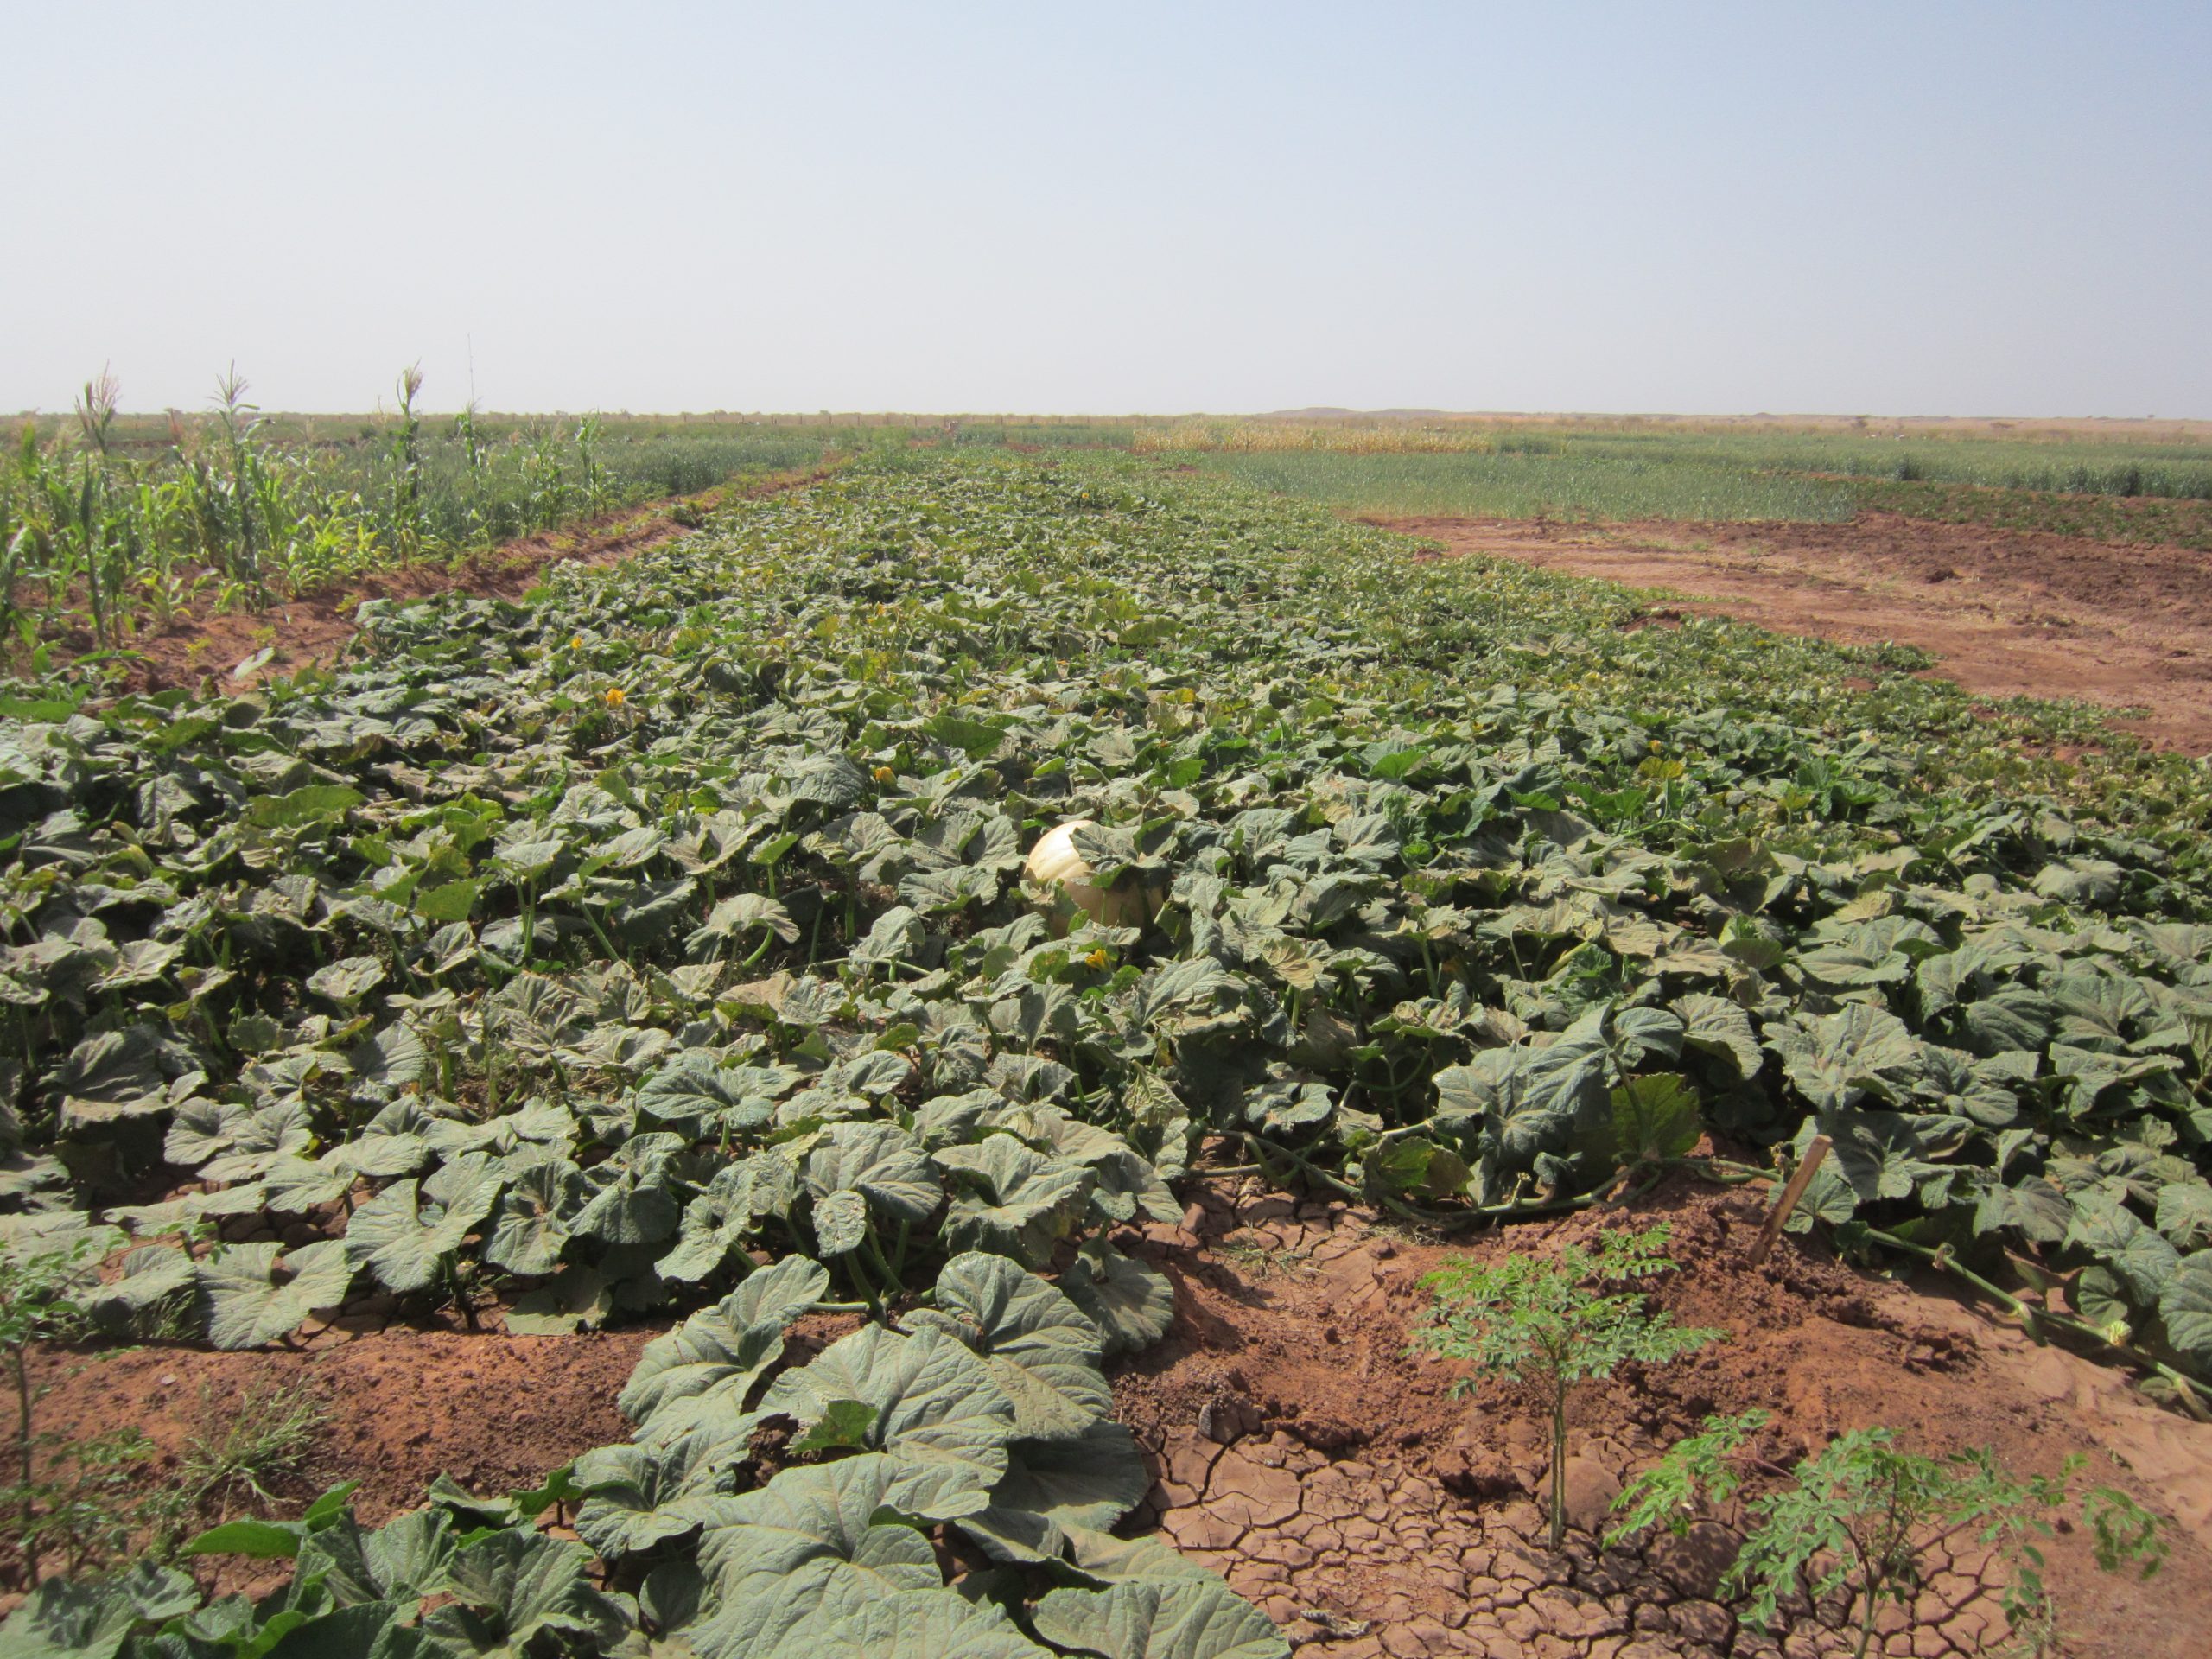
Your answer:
1410,1223 -> 1719,1550
1611,1409 -> 2168,1659
1,1241 -> 98,1586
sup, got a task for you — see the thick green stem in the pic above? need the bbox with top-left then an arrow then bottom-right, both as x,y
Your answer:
1864,1227 -> 2212,1417
842,1249 -> 884,1319
482,1013 -> 498,1114
11,1342 -> 36,1586
863,1227 -> 900,1296
1241,1132 -> 1358,1198
1549,1374 -> 1569,1553
1853,1581 -> 1879,1659
1242,1131 -> 1609,1230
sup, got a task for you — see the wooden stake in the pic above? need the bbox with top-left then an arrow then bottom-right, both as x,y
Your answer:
1749,1134 -> 1832,1267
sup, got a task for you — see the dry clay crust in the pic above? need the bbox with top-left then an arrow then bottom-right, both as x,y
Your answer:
1110,1180 -> 2212,1659
18,1180 -> 2212,1652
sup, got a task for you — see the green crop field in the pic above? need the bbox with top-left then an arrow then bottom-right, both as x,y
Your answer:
0,365 -> 1161,665
11,385 -> 2212,681
1184,448 -> 1860,523
1145,420 -> 2212,542
3,450 -> 2208,1653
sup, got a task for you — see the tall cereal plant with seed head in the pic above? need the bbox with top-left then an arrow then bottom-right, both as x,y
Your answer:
391,364 -> 427,556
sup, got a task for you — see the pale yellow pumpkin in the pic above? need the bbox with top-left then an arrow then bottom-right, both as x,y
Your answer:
1024,818 -> 1167,933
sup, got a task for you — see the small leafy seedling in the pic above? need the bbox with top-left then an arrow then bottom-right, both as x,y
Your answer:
1,1240 -> 99,1586
1410,1223 -> 1719,1549
1611,1410 -> 2169,1659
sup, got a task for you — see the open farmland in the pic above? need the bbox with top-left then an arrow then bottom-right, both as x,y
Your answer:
3,451 -> 2212,1657
1145,419 -> 2212,753
1377,513 -> 2212,755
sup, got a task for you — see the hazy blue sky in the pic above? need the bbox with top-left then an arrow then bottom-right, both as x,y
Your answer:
7,2 -> 2208,416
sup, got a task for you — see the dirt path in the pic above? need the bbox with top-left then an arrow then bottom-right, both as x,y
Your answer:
1374,513 -> 2212,756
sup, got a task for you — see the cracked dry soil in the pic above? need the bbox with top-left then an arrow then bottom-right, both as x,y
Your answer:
1109,1179 -> 2212,1659
21,1178 -> 2212,1654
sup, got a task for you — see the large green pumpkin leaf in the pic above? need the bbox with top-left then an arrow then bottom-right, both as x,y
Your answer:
2068,1191 -> 2181,1304
504,1265 -> 613,1336
958,1421 -> 1150,1564
1031,1579 -> 1291,1659
1433,1008 -> 1612,1166
1767,1005 -> 1924,1112
686,893 -> 800,957
2158,1252 -> 2212,1370
658,1153 -> 798,1284
851,905 -> 929,968
346,1174 -> 503,1294
569,1131 -> 685,1246
82,1243 -> 197,1335
246,784 -> 364,830
908,1252 -> 1111,1440
197,1240 -> 354,1350
1061,1527 -> 1226,1586
1971,1174 -> 2071,1244
52,1026 -> 175,1133
481,1160 -> 583,1278
637,1051 -> 791,1134
1673,993 -> 1763,1078
419,1529 -> 627,1656
805,1122 -> 942,1223
307,956 -> 387,1007
1808,1108 -> 1969,1205
0,1578 -> 137,1659
574,1429 -> 743,1559
812,1188 -> 869,1256
683,1456 -> 944,1655
758,1325 -> 1017,1517
1058,1243 -> 1175,1356
619,1255 -> 830,1438
2075,1265 -> 2135,1342
253,1601 -> 420,1659
934,1135 -> 1092,1268
261,1153 -> 357,1215
293,1507 -> 457,1610
756,1590 -> 1052,1658
1607,1074 -> 1701,1166
2157,1184 -> 2212,1251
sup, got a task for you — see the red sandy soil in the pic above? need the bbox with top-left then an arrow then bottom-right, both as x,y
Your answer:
1116,1178 -> 2212,1658
1375,514 -> 2212,757
16,1178 -> 2209,1656
24,1326 -> 652,1531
